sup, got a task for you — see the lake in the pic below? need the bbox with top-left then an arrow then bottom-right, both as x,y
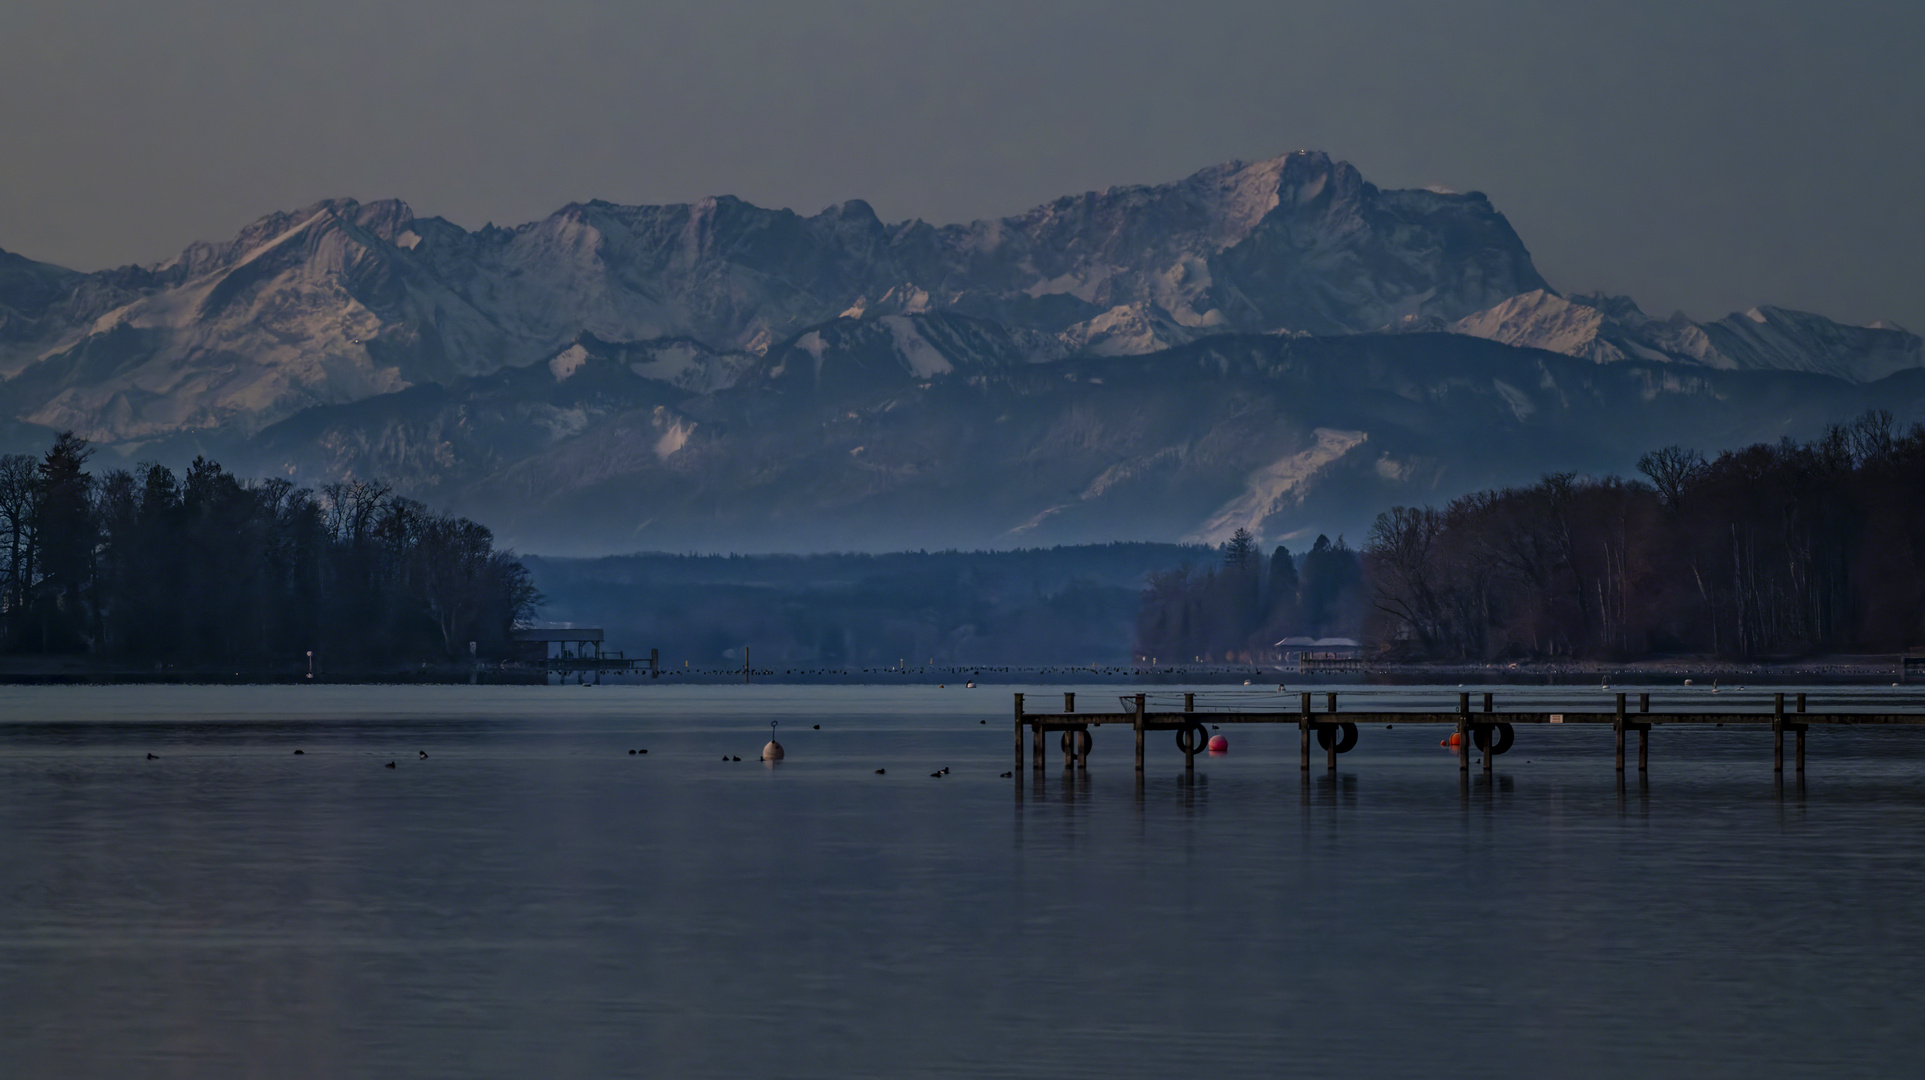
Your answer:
3,682 -> 1923,1078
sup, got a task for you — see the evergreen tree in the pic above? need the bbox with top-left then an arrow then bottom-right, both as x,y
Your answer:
33,433 -> 93,650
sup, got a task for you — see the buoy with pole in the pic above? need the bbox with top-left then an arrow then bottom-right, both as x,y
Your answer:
762,719 -> 784,761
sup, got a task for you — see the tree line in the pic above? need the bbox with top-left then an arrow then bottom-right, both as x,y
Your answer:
0,432 -> 540,666
1362,411 -> 1925,660
1134,529 -> 1365,663
529,543 -> 1210,667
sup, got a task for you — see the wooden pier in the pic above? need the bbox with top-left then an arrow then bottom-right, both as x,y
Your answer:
1014,690 -> 1925,777
512,629 -> 658,683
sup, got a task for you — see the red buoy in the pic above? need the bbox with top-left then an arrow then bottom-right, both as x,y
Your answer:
1207,734 -> 1229,752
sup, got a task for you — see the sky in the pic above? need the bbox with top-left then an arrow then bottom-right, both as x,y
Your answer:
3,0 -> 1921,329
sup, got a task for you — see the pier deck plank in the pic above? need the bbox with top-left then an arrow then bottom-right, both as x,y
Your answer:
1021,711 -> 1925,727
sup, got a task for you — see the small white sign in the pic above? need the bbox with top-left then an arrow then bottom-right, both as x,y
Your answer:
1549,714 -> 1564,724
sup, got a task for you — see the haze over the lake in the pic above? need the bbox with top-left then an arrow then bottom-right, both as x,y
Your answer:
3,0 -> 1921,331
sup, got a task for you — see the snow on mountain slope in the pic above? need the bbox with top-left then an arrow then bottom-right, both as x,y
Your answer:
542,333 -> 756,395
238,330 -> 1919,556
1187,427 -> 1370,546
9,200 -> 518,439
1,151 -> 1551,443
1448,290 -> 1923,383
0,247 -> 155,378
1700,306 -> 1921,383
1448,290 -> 1623,363
760,311 -> 1066,391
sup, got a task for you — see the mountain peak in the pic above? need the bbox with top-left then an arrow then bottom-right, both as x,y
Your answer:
4,153 -> 1560,439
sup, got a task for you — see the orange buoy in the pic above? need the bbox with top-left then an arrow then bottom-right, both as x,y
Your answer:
1440,732 -> 1464,747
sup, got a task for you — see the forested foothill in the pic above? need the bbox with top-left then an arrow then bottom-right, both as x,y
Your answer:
1362,411 -> 1925,661
0,432 -> 539,669
1133,529 -> 1365,664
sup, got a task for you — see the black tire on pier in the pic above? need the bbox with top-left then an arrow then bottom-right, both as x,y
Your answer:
1472,723 -> 1516,755
1316,722 -> 1359,753
1175,724 -> 1208,754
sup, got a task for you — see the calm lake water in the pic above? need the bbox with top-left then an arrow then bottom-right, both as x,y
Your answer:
4,683 -> 1925,1078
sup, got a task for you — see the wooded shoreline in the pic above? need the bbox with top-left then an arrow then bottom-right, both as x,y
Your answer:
0,654 -> 1909,686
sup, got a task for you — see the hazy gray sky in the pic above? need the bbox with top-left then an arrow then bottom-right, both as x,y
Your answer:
4,0 -> 1921,328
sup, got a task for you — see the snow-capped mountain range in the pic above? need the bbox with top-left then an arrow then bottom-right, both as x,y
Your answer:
1443,289 -> 1919,383
1,151 -> 1553,441
0,150 -> 1918,552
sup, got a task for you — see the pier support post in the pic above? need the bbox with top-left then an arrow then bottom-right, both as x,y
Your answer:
1639,693 -> 1650,772
1614,693 -> 1626,772
1773,693 -> 1785,774
1013,693 -> 1024,775
1075,727 -> 1090,771
1458,692 -> 1470,773
1326,691 -> 1339,772
1134,693 -> 1145,773
1478,692 -> 1493,773
1299,692 -> 1311,772
1796,694 -> 1807,773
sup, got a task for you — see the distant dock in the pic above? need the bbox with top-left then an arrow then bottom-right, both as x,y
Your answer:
512,629 -> 657,684
1015,690 -> 1925,777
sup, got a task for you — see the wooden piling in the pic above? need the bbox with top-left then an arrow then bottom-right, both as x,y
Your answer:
1326,690 -> 1339,771
1773,693 -> 1785,774
1481,690 -> 1494,772
1614,693 -> 1626,772
1796,693 -> 1807,773
1134,693 -> 1146,773
1013,692 -> 1024,774
1458,692 -> 1470,773
1299,691 -> 1311,772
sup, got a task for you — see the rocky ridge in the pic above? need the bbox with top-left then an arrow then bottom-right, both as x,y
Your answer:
1,151 -> 1546,443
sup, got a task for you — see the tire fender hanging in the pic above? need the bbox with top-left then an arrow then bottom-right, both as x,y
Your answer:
1472,723 -> 1516,755
1175,724 -> 1209,754
1315,722 -> 1359,754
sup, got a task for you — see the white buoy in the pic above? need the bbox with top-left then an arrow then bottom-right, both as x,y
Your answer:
761,719 -> 784,761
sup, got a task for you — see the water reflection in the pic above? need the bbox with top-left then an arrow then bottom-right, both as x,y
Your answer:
4,684 -> 1925,1079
